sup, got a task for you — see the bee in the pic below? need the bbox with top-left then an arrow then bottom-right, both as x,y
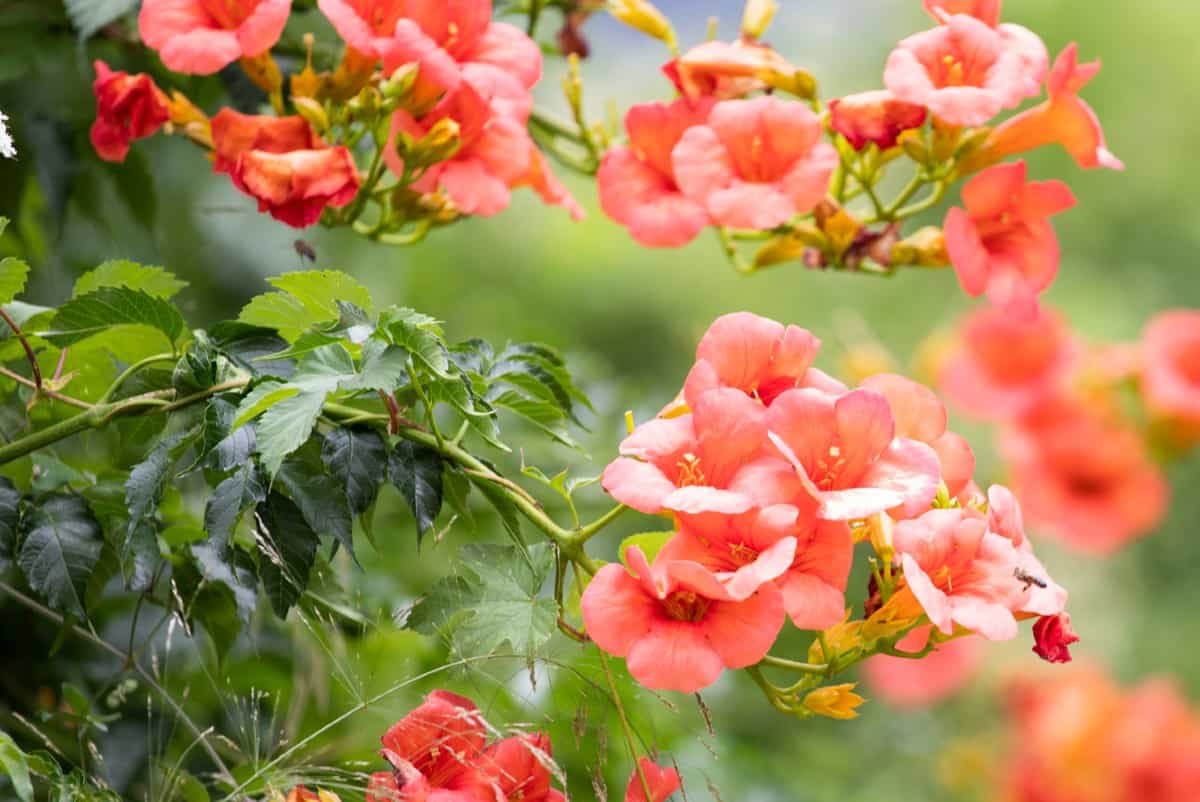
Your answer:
1014,566 -> 1048,591
293,238 -> 317,265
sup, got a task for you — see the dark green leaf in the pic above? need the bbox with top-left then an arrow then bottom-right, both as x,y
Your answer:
276,442 -> 354,560
203,463 -> 265,550
388,439 -> 443,541
321,428 -> 388,516
17,494 -> 102,616
0,477 -> 20,571
256,492 -> 319,618
210,322 -> 294,380
41,287 -> 186,347
378,307 -> 452,378
199,398 -> 256,472
121,522 -> 159,593
469,476 -> 529,561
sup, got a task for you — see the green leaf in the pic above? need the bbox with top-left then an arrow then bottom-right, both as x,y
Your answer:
41,286 -> 186,347
470,477 -> 527,559
199,398 -> 256,473
121,522 -> 160,593
63,0 -> 138,38
256,492 -> 319,618
239,271 -> 372,341
276,443 -> 354,560
0,477 -> 20,571
73,260 -> 186,300
618,532 -> 674,567
408,543 -> 556,658
0,731 -> 33,802
0,256 -> 29,305
341,340 -> 409,392
210,322 -> 294,379
388,439 -> 444,541
321,428 -> 388,516
17,495 -> 103,616
378,307 -> 453,378
203,463 -> 265,550
189,541 -> 257,625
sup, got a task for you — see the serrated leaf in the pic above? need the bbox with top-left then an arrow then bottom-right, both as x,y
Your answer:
469,477 -> 529,561
389,439 -> 443,541
491,391 -> 580,450
276,443 -> 354,560
239,271 -> 372,340
122,522 -> 159,593
73,260 -> 187,300
17,494 -> 103,616
199,398 -> 256,472
64,0 -> 138,38
189,541 -> 257,625
210,322 -> 294,379
41,286 -> 185,347
0,731 -> 33,802
0,257 -> 29,305
256,492 -> 319,618
321,428 -> 388,516
341,340 -> 409,392
378,307 -> 452,378
0,477 -> 20,571
203,463 -> 264,550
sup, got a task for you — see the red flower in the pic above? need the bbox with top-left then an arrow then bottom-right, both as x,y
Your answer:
828,90 -> 927,151
210,109 -> 360,227
1032,612 -> 1078,663
943,160 -> 1076,318
90,61 -> 171,163
476,733 -> 564,802
625,758 -> 680,802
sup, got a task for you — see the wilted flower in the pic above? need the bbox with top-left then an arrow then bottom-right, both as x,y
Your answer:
90,61 -> 171,163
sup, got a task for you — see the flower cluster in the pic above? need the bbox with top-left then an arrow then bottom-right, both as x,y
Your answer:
581,312 -> 1071,708
595,0 -> 1117,314
1000,665 -> 1200,802
352,690 -> 680,802
89,0 -> 580,232
935,305 -> 1200,553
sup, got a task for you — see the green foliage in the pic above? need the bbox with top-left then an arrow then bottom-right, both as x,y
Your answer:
63,0 -> 139,39
0,730 -> 33,802
389,439 -> 444,543
42,286 -> 186,347
16,494 -> 103,617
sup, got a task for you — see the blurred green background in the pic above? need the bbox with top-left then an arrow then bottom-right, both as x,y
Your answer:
1,1 -> 1198,800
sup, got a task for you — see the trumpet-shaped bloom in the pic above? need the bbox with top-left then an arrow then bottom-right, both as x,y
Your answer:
828,90 -> 927,151
625,758 -> 681,802
211,109 -> 324,173
984,484 -> 1067,617
1001,397 -> 1169,553
376,690 -> 496,802
1141,310 -> 1200,436
859,373 -> 976,498
940,305 -> 1076,419
139,0 -> 292,74
580,546 -> 786,692
861,625 -> 983,708
318,0 -> 408,59
90,61 -> 171,163
923,0 -> 1001,26
664,40 -> 799,100
979,44 -> 1123,170
943,160 -> 1076,318
672,96 -> 838,231
477,733 -> 565,802
663,499 -> 853,630
680,312 -> 846,409
597,98 -> 713,247
766,388 -> 942,520
884,14 -> 1046,126
602,387 -> 786,516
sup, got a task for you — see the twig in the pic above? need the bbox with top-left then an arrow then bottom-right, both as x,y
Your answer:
0,307 -> 41,389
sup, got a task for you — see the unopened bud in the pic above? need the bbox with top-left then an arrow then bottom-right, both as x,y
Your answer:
753,222 -> 824,268
608,0 -> 676,47
802,684 -> 865,720
955,126 -> 992,159
291,96 -> 329,133
931,117 -> 961,163
814,199 -> 860,258
897,129 -> 929,164
418,118 -> 461,163
762,67 -> 818,101
742,0 -> 778,39
865,512 -> 895,565
891,226 -> 949,267
807,614 -> 863,664
382,63 -> 420,100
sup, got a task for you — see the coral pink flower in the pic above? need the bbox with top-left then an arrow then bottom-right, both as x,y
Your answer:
1032,612 -> 1078,664
385,79 -> 530,217
940,305 -> 1076,420
597,98 -> 714,247
672,97 -> 838,231
859,373 -> 976,498
765,388 -> 942,520
476,733 -> 564,802
1141,310 -> 1200,437
376,690 -> 496,802
979,44 -> 1123,170
679,312 -> 846,410
861,625 -> 983,708
828,90 -> 927,151
662,499 -> 853,630
943,160 -> 1076,318
379,0 -> 542,109
90,61 -> 171,163
602,387 -> 788,516
210,109 -> 324,172
1001,397 -> 1169,553
983,485 -> 1067,618
893,507 -> 1035,640
625,758 -> 681,802
138,0 -> 291,75
580,546 -> 786,692
884,14 -> 1046,126
663,40 -> 798,100
318,0 -> 408,61
923,0 -> 1001,26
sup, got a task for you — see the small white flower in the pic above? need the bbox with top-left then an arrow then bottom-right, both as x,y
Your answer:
0,110 -> 15,159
